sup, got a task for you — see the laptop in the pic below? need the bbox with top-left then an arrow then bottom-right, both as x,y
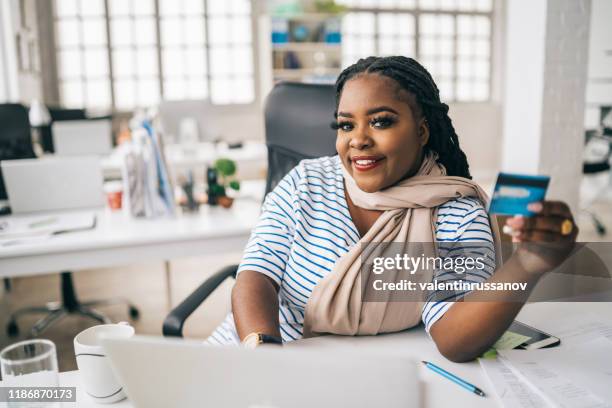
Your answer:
52,119 -> 113,156
0,157 -> 104,214
102,335 -> 420,408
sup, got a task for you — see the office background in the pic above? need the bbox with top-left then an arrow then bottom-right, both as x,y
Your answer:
0,0 -> 611,371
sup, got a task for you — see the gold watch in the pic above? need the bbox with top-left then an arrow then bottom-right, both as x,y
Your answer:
242,332 -> 283,349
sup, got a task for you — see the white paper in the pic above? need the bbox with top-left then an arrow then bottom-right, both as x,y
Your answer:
552,319 -> 612,347
501,358 -> 610,408
499,339 -> 612,408
0,233 -> 52,247
500,338 -> 612,404
478,358 -> 553,408
0,212 -> 96,239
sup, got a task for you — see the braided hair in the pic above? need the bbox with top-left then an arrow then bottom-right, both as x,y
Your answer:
334,56 -> 471,179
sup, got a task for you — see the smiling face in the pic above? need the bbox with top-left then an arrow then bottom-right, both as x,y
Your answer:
335,73 -> 430,193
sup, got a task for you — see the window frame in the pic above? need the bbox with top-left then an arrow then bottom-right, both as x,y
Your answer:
49,0 -> 260,112
341,4 -> 496,103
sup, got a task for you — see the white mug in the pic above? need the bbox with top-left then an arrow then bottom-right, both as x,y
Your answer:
74,322 -> 134,404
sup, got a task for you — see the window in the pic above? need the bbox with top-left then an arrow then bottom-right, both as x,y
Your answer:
109,0 -> 160,110
53,0 -> 254,110
55,0 -> 112,109
338,0 -> 493,102
159,0 -> 208,101
206,1 -> 254,104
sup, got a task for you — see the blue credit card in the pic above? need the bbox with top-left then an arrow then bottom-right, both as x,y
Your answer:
489,173 -> 550,216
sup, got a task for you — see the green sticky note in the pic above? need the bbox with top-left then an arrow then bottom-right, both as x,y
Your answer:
492,331 -> 531,350
482,348 -> 498,359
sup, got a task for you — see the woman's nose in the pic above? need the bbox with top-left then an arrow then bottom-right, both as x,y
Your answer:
349,130 -> 373,150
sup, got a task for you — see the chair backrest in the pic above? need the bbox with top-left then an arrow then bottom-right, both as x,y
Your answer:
263,82 -> 338,195
0,103 -> 36,200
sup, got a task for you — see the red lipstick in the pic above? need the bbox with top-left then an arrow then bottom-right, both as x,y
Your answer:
351,156 -> 385,172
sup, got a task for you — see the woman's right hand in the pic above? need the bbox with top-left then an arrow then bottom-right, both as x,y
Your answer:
504,201 -> 578,276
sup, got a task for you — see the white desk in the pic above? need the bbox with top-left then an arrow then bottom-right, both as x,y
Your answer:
0,178 -> 265,279
0,182 -> 263,309
49,302 -> 612,408
0,199 -> 260,279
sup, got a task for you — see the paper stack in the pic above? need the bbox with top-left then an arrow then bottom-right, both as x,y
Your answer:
121,116 -> 175,218
0,212 -> 97,247
479,320 -> 612,408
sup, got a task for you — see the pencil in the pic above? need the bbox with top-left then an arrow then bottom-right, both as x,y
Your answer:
422,361 -> 486,397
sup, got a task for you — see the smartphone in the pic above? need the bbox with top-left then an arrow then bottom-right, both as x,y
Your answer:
510,321 -> 560,350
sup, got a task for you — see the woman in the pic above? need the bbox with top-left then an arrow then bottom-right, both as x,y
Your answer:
207,56 -> 578,362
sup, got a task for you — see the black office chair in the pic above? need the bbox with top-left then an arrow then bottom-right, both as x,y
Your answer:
0,104 -> 36,291
0,104 -> 37,203
163,82 -> 338,337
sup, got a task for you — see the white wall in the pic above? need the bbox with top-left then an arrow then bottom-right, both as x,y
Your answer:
448,102 -> 502,184
0,0 -> 18,102
501,0 -> 547,175
12,0 -> 43,103
0,0 -> 43,104
584,0 -> 612,128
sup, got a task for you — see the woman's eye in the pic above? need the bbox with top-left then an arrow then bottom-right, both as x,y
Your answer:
336,122 -> 354,132
371,117 -> 395,129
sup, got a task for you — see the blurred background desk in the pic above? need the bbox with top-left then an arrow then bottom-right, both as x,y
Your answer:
0,193 -> 262,310
0,199 -> 260,279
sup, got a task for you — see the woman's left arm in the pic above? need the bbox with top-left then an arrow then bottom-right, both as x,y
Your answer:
429,201 -> 579,362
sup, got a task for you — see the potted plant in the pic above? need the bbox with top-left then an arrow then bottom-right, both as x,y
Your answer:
207,158 -> 240,208
314,0 -> 347,14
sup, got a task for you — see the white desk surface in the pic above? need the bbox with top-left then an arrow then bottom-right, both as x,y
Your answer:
51,302 -> 612,408
0,192 -> 263,279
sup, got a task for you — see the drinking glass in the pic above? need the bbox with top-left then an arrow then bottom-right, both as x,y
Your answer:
0,339 -> 59,407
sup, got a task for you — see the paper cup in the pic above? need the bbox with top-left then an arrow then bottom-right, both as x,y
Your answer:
103,181 -> 123,211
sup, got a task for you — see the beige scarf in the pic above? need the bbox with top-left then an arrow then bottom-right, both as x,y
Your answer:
302,152 -> 501,337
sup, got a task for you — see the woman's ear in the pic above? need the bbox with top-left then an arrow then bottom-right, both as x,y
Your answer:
419,118 -> 430,147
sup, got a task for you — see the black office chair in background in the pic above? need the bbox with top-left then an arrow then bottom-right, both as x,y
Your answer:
0,104 -> 37,204
162,82 -> 338,337
0,104 -> 37,292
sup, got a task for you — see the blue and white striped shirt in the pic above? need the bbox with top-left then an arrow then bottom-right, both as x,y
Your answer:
207,155 -> 495,345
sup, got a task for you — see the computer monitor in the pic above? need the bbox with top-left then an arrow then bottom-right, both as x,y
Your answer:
39,107 -> 87,153
52,118 -> 113,156
1,156 -> 104,214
